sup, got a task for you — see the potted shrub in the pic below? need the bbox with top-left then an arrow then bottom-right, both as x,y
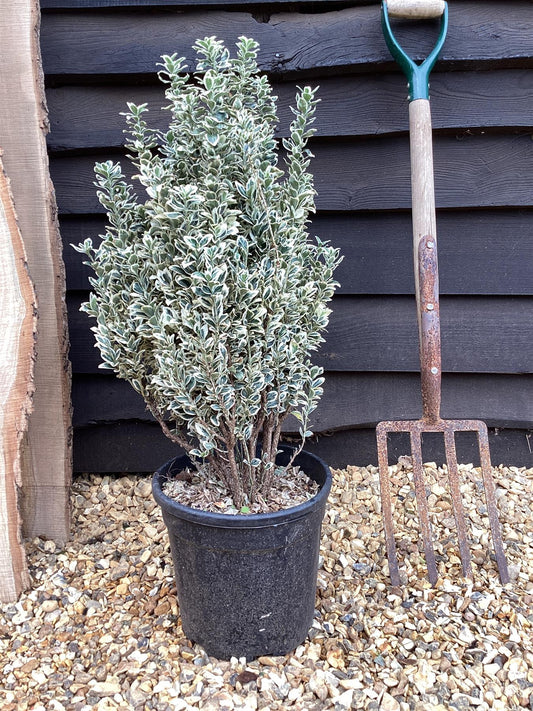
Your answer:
75,36 -> 341,659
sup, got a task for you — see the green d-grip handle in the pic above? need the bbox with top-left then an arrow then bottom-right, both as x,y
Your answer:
381,1 -> 448,101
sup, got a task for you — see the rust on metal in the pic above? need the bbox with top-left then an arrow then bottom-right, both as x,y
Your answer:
376,236 -> 510,587
418,235 -> 441,423
443,428 -> 472,580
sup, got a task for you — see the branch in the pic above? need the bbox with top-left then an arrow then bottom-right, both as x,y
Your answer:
145,399 -> 193,453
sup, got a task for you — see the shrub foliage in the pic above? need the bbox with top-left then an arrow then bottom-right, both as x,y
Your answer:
76,36 -> 341,507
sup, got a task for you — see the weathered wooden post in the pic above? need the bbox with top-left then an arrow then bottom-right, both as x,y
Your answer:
0,0 -> 71,572
0,158 -> 36,602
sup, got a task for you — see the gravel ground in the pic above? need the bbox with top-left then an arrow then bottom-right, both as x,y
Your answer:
1,461 -> 532,711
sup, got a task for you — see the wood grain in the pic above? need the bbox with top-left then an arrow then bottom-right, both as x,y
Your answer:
0,158 -> 35,602
49,133 -> 533,214
302,427 -> 533,470
73,420 -> 533,471
60,210 -> 533,296
321,296 -> 532,373
71,371 -> 533,431
72,420 -> 533,471
386,0 -> 445,19
41,0 -> 366,7
408,98 -> 437,340
40,3 -> 533,77
42,0 -> 533,458
46,69 -> 533,150
67,293 -> 533,375
0,0 -> 71,544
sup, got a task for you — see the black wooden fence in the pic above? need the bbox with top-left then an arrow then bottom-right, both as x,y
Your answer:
40,0 -> 533,469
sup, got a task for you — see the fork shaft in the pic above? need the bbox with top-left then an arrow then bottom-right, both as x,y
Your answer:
410,100 -> 442,424
418,235 -> 442,422
410,100 -> 437,261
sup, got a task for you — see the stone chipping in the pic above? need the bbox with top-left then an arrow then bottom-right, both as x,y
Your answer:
0,460 -> 532,711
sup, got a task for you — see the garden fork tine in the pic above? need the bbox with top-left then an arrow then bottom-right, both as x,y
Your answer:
377,0 -> 509,587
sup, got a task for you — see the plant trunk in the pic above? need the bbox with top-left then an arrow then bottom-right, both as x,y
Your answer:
260,417 -> 284,498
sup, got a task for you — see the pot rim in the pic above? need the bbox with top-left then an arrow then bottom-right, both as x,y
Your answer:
152,446 -> 332,529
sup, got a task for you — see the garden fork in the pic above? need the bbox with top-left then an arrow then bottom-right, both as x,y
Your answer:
376,0 -> 509,587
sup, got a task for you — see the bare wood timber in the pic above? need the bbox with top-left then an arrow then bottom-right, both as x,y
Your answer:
0,156 -> 36,602
386,0 -> 445,19
0,0 -> 71,542
409,99 -> 437,352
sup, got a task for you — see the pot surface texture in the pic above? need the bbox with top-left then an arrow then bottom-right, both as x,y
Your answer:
152,445 -> 332,659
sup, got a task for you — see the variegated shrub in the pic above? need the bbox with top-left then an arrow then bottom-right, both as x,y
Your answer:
75,36 -> 341,507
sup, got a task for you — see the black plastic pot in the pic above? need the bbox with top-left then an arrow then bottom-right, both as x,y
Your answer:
152,445 -> 332,660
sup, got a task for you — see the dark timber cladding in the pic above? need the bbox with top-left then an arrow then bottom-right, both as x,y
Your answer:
40,0 -> 533,469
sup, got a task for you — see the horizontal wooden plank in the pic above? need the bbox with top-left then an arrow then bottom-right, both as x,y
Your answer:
49,133 -> 533,214
302,427 -> 533,470
42,0 -> 362,7
73,422 -> 533,471
322,296 -> 533,373
71,367 -> 533,470
315,211 -> 533,298
72,371 -> 533,431
40,3 -> 533,78
60,210 -> 533,296
46,69 -> 533,151
67,293 -> 533,374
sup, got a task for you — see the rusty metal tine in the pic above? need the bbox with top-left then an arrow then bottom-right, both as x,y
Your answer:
476,424 -> 510,584
376,424 -> 401,586
410,430 -> 439,585
443,429 -> 473,579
